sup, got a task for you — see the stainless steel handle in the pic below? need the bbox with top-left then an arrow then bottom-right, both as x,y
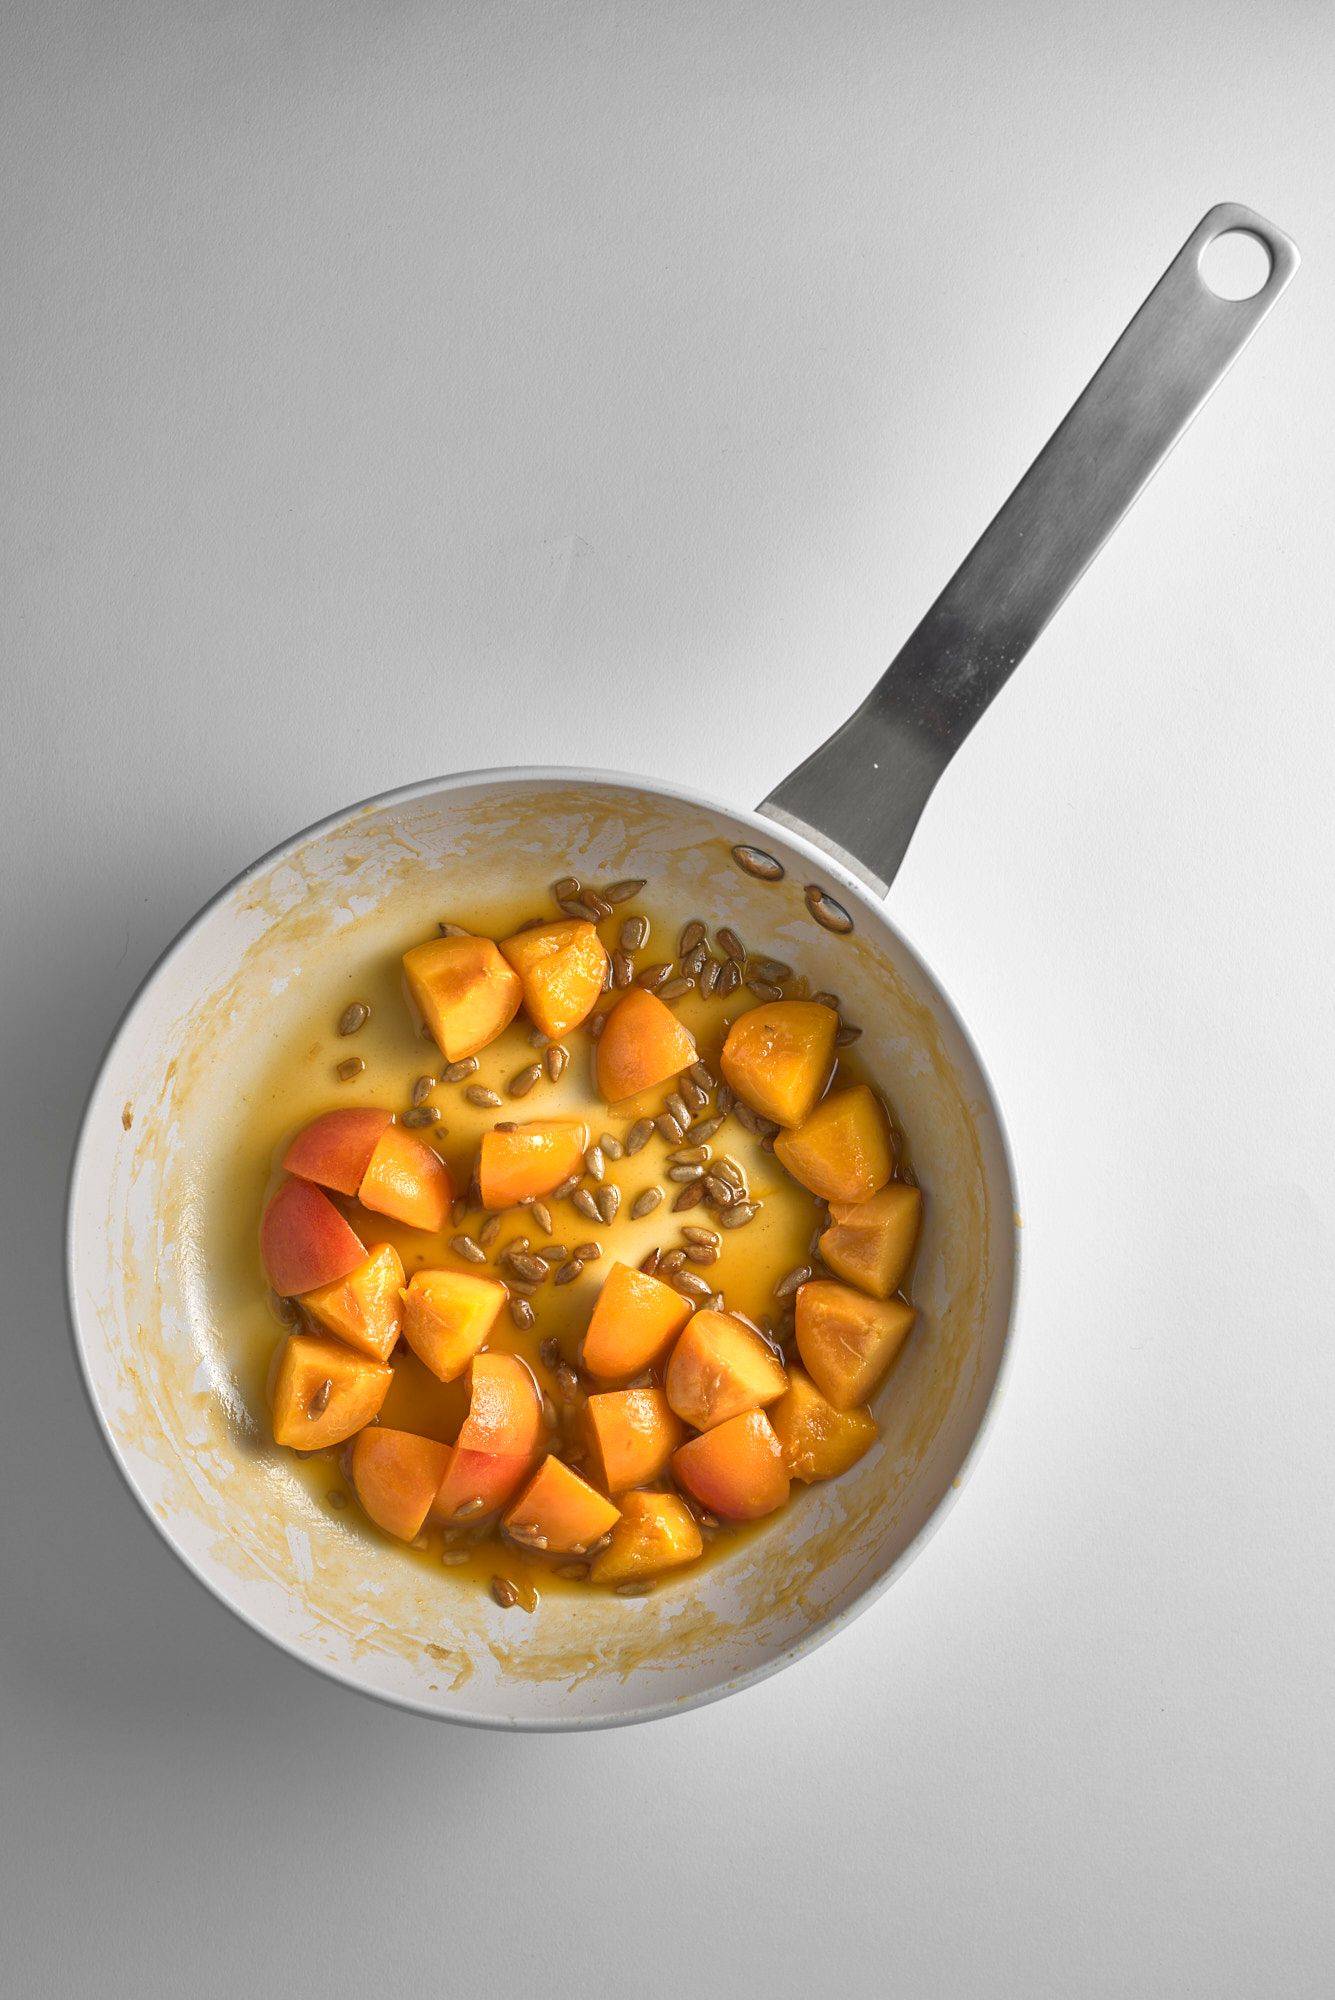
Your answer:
760,204 -> 1300,894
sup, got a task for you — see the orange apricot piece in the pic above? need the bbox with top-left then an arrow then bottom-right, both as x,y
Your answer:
819,1183 -> 922,1299
770,1366 -> 879,1482
282,1108 -> 393,1197
478,1119 -> 589,1209
270,1331 -> 392,1450
773,1084 -> 894,1204
664,1309 -> 788,1432
672,1410 -> 790,1521
430,1444 -> 532,1523
580,1261 -> 693,1379
298,1242 -> 405,1361
595,987 -> 696,1103
591,1491 -> 703,1585
351,1428 -> 453,1541
584,1386 -> 685,1493
402,934 -> 523,1062
795,1279 -> 915,1408
261,1179 -> 366,1297
502,1455 -> 621,1556
720,1000 -> 839,1128
499,919 -> 609,1039
401,1268 -> 507,1382
357,1124 -> 453,1233
457,1351 -> 543,1461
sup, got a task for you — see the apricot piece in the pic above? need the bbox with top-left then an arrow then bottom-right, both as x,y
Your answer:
271,1331 -> 391,1449
502,1455 -> 621,1556
720,1000 -> 838,1128
357,1124 -> 453,1233
795,1279 -> 915,1408
672,1410 -> 790,1521
351,1428 -> 453,1541
478,1119 -> 589,1209
591,1491 -> 703,1585
281,1108 -> 393,1197
581,1261 -> 693,1379
402,934 -> 523,1062
770,1366 -> 879,1482
298,1242 -> 405,1361
664,1309 -> 788,1432
773,1084 -> 894,1203
820,1183 -> 922,1299
595,988 -> 697,1103
584,1387 -> 685,1493
457,1352 -> 543,1461
430,1444 -> 531,1522
401,1268 -> 507,1382
261,1179 -> 366,1296
499,920 -> 609,1039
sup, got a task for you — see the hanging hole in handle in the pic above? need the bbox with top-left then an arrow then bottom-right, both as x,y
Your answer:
1199,227 -> 1273,300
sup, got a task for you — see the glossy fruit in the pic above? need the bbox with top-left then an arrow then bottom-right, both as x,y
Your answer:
770,1366 -> 879,1482
402,934 -> 523,1061
260,1179 -> 366,1297
580,1261 -> 693,1379
584,1386 -> 685,1493
664,1309 -> 788,1432
499,920 -> 609,1039
720,1000 -> 839,1128
672,1410 -> 790,1520
590,1491 -> 703,1585
282,1108 -> 393,1197
298,1242 -> 405,1361
819,1183 -> 922,1298
430,1444 -> 532,1522
773,1084 -> 894,1203
457,1351 -> 543,1460
795,1279 -> 915,1408
357,1124 -> 453,1233
502,1455 -> 621,1555
478,1120 -> 589,1209
594,988 -> 696,1103
400,1268 -> 507,1382
351,1428 -> 453,1541
270,1331 -> 391,1449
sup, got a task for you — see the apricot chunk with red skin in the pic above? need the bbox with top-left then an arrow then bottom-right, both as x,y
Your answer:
478,1120 -> 589,1209
357,1124 -> 453,1233
580,1261 -> 693,1379
591,1491 -> 703,1585
352,1428 -> 453,1541
261,1178 -> 366,1296
819,1183 -> 922,1299
298,1242 -> 405,1361
664,1309 -> 788,1432
595,988 -> 697,1103
401,1268 -> 507,1382
773,1084 -> 894,1204
584,1386 -> 684,1493
672,1410 -> 790,1521
720,1000 -> 838,1128
770,1366 -> 879,1482
499,920 -> 609,1040
403,934 -> 523,1062
281,1108 -> 392,1197
795,1279 -> 915,1409
457,1351 -> 543,1461
270,1331 -> 391,1450
430,1444 -> 532,1523
502,1455 -> 621,1555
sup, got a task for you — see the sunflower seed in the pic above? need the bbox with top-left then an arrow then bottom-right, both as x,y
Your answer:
720,958 -> 742,996
673,1271 -> 713,1301
306,1377 -> 333,1418
529,1199 -> 553,1235
596,1184 -> 620,1224
338,1001 -> 370,1036
703,1176 -> 733,1207
583,1144 -> 605,1181
682,1225 -> 720,1246
614,1580 -> 657,1598
402,1104 -> 440,1127
654,1112 -> 684,1144
335,1056 -> 364,1081
545,1043 -> 570,1081
552,1172 -> 582,1199
603,878 -> 646,905
716,926 -> 745,960
442,1057 -> 479,1083
619,914 -> 649,950
553,1257 -> 585,1291
639,1248 -> 662,1275
599,1132 -> 624,1160
747,979 -> 783,1003
552,875 -> 581,902
411,1074 -> 436,1107
610,949 -> 633,988
556,1562 -> 590,1580
668,1162 -> 705,1183
657,976 -> 692,1001
451,1197 -> 469,1226
479,1213 -> 502,1247
665,1091 -> 690,1129
676,920 -> 703,955
625,1118 -> 654,1154
774,1265 -> 811,1298
528,1025 -> 550,1049
719,1201 -> 759,1229
490,1575 -> 521,1609
509,1064 -> 542,1097
507,1252 -> 548,1284
672,1183 -> 705,1210
455,1496 -> 486,1519
630,1186 -> 663,1218
836,1023 -> 862,1046
689,1062 -> 715,1090
688,1115 -> 723,1143
679,1076 -> 708,1114
573,1240 -> 602,1262
715,1155 -> 747,1188
681,943 -> 708,978
452,1234 -> 487,1263
539,1336 -> 561,1369
699,957 -> 722,998
805,884 -> 854,933
734,1102 -> 778,1137
465,1084 -> 502,1108
535,1245 -> 568,1267
658,1248 -> 687,1275
685,1242 -> 720,1265
438,921 -> 472,937
732,843 -> 785,881
494,1120 -> 519,1133
508,1295 -> 536,1330
752,957 -> 792,983
588,1011 -> 607,1040
570,1187 -> 600,1222
560,897 -> 602,922
636,962 -> 671,992
716,1081 -> 735,1114
555,1364 -> 581,1399
670,1143 -> 711,1165
600,957 -> 614,992
440,1547 -> 470,1566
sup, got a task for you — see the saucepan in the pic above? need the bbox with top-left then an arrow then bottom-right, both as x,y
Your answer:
66,205 -> 1297,1727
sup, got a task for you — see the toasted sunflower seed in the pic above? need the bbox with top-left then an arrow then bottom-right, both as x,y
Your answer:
673,1183 -> 705,1210
611,949 -> 634,988
306,1377 -> 333,1418
685,1242 -> 720,1265
494,1119 -> 519,1133
732,843 -> 785,881
659,1248 -> 687,1275
441,1547 -> 470,1565
665,1091 -> 690,1128
716,926 -> 745,960
631,1186 -> 663,1218
720,1201 -> 759,1229
455,1496 -> 486,1519
658,976 -> 693,1000
402,1104 -> 440,1127
679,920 -> 706,954
703,1175 -> 733,1207
596,1184 -> 620,1224
478,1213 -> 502,1247
583,1144 -> 605,1182
411,1074 -> 436,1107
603,877 -> 646,905
836,1023 -> 862,1046
556,1561 -> 590,1580
734,1102 -> 778,1137
507,1252 -> 548,1284
751,957 -> 792,983
335,1056 -> 364,1081
508,1295 -> 536,1330
668,1162 -> 705,1183
720,958 -> 742,996
639,1248 -> 662,1276
573,1240 -> 602,1262
453,1234 -> 487,1263
535,1245 -> 568,1267
438,920 -> 472,937
681,943 -> 708,978
688,1115 -> 723,1143
600,957 -> 614,991
700,957 -> 722,998
553,875 -> 581,900
689,1061 -> 716,1090
338,1001 -> 370,1036
509,1063 -> 542,1097
614,1580 -> 657,1597
552,1172 -> 582,1199
572,1187 -> 601,1222
775,1264 -> 811,1298
600,1132 -> 624,1160
451,1197 -> 469,1226
805,884 -> 854,933
679,1076 -> 708,1113
588,1011 -> 607,1040
625,1118 -> 654,1154
655,1112 -> 685,1144
465,1084 -> 502,1108
539,1336 -> 561,1370
715,1155 -> 747,1189
747,979 -> 783,1003
670,1143 -> 711,1165
636,962 -> 671,991
560,897 -> 601,922
811,989 -> 840,1010
527,1025 -> 549,1049
491,1575 -> 521,1608
716,1081 -> 735,1114
682,1225 -> 721,1246
619,914 -> 649,950
442,1057 -> 479,1083
529,1199 -> 553,1235
545,1042 -> 570,1081
673,1271 -> 713,1301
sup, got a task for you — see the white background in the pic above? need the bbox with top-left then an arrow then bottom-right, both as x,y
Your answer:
4,4 -> 1333,1994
